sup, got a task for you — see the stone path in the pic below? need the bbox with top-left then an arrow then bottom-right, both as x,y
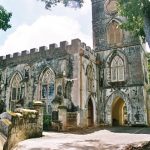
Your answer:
13,127 -> 150,150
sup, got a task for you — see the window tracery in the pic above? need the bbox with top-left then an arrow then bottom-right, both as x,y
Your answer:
111,56 -> 124,82
11,73 -> 22,101
10,73 -> 25,110
41,69 -> 55,99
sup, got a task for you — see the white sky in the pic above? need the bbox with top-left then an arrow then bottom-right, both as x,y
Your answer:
0,0 -> 92,56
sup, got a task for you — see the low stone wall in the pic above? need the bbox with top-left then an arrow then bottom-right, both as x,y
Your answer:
67,112 -> 77,128
0,132 -> 7,150
0,113 -> 11,137
50,111 -> 77,131
0,101 -> 43,150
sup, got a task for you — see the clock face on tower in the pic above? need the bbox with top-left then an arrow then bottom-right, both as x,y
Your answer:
105,0 -> 118,15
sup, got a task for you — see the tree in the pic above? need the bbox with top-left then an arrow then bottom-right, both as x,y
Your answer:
38,0 -> 83,9
1,0 -> 149,47
0,5 -> 12,31
117,0 -> 150,47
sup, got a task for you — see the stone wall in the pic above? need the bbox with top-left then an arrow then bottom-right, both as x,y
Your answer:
96,45 -> 148,125
91,0 -> 139,51
91,0 -> 149,126
0,101 -> 43,150
0,38 -> 96,128
98,45 -> 144,87
147,94 -> 150,125
67,112 -> 77,127
78,47 -> 97,127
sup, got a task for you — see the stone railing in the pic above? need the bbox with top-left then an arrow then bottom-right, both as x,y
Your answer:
0,101 -> 43,150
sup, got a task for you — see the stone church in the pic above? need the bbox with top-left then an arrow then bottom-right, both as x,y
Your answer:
0,0 -> 150,128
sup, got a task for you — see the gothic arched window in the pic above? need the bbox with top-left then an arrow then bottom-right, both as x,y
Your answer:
111,56 -> 124,82
11,73 -> 22,101
87,64 -> 94,92
41,69 -> 55,100
107,20 -> 123,45
10,73 -> 24,110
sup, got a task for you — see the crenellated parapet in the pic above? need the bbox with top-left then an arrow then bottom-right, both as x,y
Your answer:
0,39 -> 92,68
80,42 -> 96,62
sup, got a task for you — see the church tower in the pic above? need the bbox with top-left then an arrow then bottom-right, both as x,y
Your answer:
91,0 -> 149,126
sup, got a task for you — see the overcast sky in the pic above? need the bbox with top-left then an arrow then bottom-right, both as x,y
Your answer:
0,0 -> 92,56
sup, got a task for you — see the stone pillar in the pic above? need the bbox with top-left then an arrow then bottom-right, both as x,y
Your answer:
58,106 -> 67,131
33,101 -> 43,136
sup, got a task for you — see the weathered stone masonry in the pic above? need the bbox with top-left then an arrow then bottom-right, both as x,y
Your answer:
0,101 -> 43,150
92,0 -> 149,126
0,39 -> 97,128
0,0 -> 150,129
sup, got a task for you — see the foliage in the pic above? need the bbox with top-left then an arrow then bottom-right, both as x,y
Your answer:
43,114 -> 52,131
0,5 -> 12,31
1,0 -> 149,46
38,0 -> 83,9
0,100 -> 5,114
117,0 -> 150,41
0,0 -> 83,30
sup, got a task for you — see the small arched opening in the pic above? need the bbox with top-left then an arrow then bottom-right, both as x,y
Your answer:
88,98 -> 94,127
112,97 -> 127,126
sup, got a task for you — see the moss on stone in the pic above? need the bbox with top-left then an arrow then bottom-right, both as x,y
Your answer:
1,118 -> 11,126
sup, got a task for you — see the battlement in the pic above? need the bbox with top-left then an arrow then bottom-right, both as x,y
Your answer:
0,39 -> 78,60
0,39 -> 93,67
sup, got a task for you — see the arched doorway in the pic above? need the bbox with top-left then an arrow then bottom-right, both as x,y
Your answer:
88,98 -> 94,126
112,97 -> 127,126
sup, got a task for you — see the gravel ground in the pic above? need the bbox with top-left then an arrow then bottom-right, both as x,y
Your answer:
13,128 -> 150,150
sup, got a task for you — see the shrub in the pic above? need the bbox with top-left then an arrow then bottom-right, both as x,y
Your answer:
43,114 -> 51,131
0,100 -> 5,114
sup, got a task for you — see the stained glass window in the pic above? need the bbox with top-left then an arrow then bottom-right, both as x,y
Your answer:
41,69 -> 55,99
42,85 -> 47,98
49,83 -> 54,97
